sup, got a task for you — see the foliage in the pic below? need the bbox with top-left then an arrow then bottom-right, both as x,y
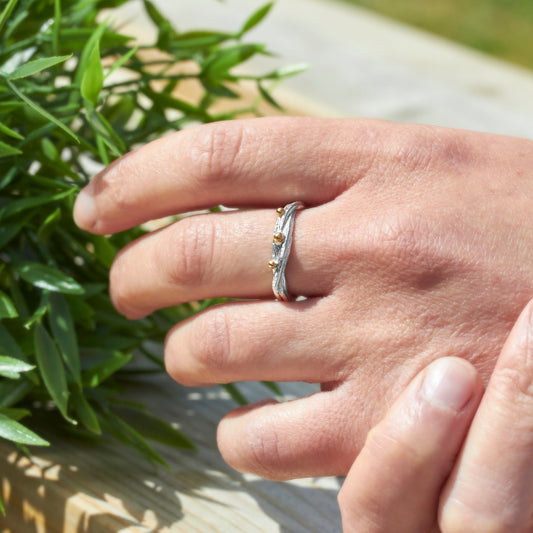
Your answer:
0,0 -> 298,515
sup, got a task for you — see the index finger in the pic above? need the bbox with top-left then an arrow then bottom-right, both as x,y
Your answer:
73,117 -> 378,234
440,298 -> 533,532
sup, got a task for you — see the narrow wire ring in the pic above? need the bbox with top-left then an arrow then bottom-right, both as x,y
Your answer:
268,201 -> 303,301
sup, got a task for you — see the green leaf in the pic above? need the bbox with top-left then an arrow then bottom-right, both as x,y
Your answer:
0,407 -> 31,421
82,350 -> 132,387
113,405 -> 195,450
0,324 -> 26,361
142,0 -> 168,27
0,379 -> 34,408
34,324 -> 73,424
99,410 -> 166,466
261,380 -> 283,396
0,121 -> 24,140
5,55 -> 71,80
41,137 -> 59,160
0,355 -> 34,379
6,79 -> 80,143
0,0 -> 18,36
0,491 -> 4,516
169,31 -> 231,50
71,389 -> 101,434
53,0 -> 61,55
74,22 -> 107,89
104,45 -> 138,80
48,292 -> 81,384
15,262 -> 85,295
203,44 -> 266,78
0,222 -> 24,248
223,383 -> 247,406
263,63 -> 309,80
258,82 -> 282,110
0,189 -> 74,221
239,2 -> 274,36
0,413 -> 49,446
0,290 -> 18,319
81,43 -> 103,108
0,140 -> 22,158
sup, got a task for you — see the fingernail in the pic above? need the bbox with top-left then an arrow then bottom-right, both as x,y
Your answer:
422,358 -> 475,411
73,188 -> 96,230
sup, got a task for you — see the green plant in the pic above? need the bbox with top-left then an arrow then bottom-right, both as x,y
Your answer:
0,0 -> 304,515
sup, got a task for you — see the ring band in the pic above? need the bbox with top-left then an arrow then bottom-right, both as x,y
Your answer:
268,201 -> 303,301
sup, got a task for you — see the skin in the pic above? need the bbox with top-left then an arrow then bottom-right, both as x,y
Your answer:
339,299 -> 533,532
73,117 -> 533,480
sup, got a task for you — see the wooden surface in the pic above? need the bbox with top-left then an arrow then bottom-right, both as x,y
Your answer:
0,378 -> 342,532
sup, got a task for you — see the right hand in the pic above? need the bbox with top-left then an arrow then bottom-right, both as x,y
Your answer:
339,299 -> 533,532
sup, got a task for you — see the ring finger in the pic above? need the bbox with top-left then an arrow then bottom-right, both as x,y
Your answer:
109,207 -> 334,319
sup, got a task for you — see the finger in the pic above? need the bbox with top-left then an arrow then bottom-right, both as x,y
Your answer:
164,299 -> 350,386
339,357 -> 481,533
217,387 -> 361,481
109,208 -> 333,319
73,117 -> 380,234
440,298 -> 533,532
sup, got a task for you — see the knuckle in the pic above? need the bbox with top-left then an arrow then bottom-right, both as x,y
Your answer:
101,157 -> 141,215
188,121 -> 247,186
245,418 -> 285,480
191,309 -> 232,377
387,126 -> 471,174
165,217 -> 217,290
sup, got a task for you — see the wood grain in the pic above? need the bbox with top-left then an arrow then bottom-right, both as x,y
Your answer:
0,378 -> 342,532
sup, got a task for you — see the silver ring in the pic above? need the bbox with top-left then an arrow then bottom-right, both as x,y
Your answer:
268,201 -> 303,301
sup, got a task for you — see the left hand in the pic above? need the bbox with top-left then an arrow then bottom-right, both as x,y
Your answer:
73,117 -> 533,480
339,299 -> 533,532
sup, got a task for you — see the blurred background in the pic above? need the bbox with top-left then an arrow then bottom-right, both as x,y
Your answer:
116,0 -> 533,139
343,0 -> 533,71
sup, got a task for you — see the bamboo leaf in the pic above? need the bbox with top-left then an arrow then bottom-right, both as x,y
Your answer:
239,2 -> 274,36
34,324 -> 74,423
0,121 -> 23,140
15,262 -> 84,295
6,79 -> 80,143
0,379 -> 34,408
0,140 -> 22,158
0,355 -> 34,379
100,410 -> 167,466
0,413 -> 49,446
0,290 -> 18,319
71,389 -> 101,434
223,383 -> 247,406
0,189 -> 74,221
81,43 -> 103,107
104,45 -> 138,80
0,407 -> 31,421
6,55 -> 71,80
48,292 -> 81,384
113,405 -> 195,450
82,350 -> 132,387
0,0 -> 18,36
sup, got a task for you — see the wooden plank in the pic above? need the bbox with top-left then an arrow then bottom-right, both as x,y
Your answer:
1,378 -> 342,532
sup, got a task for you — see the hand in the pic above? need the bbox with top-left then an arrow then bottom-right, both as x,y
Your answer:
73,117 -> 533,480
338,299 -> 533,533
